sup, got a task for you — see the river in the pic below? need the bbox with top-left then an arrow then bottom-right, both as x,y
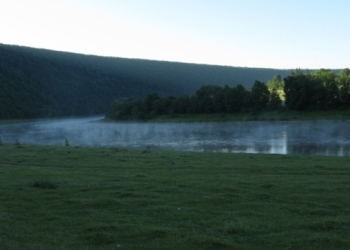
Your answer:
0,117 -> 350,156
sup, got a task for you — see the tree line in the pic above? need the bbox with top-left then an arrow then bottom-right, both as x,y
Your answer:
106,68 -> 350,120
284,69 -> 350,110
106,81 -> 281,120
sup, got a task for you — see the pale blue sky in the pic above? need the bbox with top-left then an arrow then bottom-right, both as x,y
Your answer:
0,0 -> 349,69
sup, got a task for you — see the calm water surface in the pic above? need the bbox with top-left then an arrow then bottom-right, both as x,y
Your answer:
1,117 -> 350,156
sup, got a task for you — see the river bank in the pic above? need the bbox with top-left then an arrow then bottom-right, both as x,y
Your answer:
143,109 -> 350,122
103,109 -> 350,123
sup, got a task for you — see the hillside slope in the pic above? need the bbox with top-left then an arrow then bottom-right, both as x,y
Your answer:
0,43 -> 292,119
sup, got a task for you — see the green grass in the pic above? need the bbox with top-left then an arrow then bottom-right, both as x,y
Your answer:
1,144 -> 350,249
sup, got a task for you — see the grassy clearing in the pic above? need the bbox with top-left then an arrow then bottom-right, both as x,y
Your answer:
0,144 -> 350,249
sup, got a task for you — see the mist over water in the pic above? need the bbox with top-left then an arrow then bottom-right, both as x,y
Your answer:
1,117 -> 350,156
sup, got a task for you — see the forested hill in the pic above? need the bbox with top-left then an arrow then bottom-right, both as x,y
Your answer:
0,43 -> 292,119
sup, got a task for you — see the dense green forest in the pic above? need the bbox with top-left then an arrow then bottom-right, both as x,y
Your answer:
284,69 -> 350,110
0,43 -> 292,119
106,69 -> 350,120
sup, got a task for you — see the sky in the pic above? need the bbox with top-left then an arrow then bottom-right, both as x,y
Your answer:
0,0 -> 349,69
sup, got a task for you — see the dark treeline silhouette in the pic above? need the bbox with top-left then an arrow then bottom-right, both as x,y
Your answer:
106,81 -> 282,120
106,68 -> 350,120
0,43 -> 292,119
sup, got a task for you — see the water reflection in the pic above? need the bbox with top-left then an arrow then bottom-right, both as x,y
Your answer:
0,117 -> 349,156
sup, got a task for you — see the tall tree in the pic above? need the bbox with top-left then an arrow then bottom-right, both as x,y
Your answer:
268,88 -> 282,110
312,69 -> 339,108
224,84 -> 247,112
267,74 -> 284,90
250,80 -> 270,112
144,93 -> 161,116
337,68 -> 350,107
172,95 -> 191,114
284,74 -> 314,111
193,85 -> 224,114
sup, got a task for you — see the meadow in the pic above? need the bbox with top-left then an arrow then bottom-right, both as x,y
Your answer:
0,143 -> 350,249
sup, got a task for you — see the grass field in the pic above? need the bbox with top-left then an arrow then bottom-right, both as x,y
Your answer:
1,144 -> 350,249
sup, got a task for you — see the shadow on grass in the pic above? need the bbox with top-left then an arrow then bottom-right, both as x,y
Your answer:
31,177 -> 57,189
